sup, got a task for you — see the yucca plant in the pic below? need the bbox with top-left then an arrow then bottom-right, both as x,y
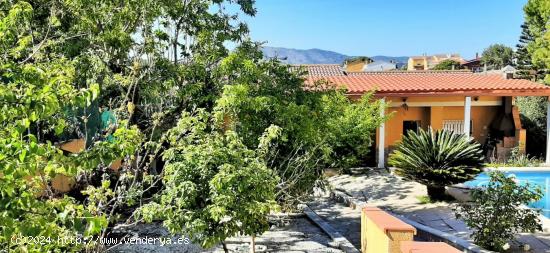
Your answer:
389,127 -> 484,200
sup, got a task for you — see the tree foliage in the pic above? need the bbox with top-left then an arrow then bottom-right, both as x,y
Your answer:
321,91 -> 386,168
481,44 -> 514,70
388,128 -> 484,200
516,96 -> 548,157
524,0 -> 550,83
516,0 -> 550,158
214,50 -> 386,206
139,110 -> 280,248
344,56 -> 372,64
0,2 -> 145,251
432,59 -> 462,70
455,172 -> 543,252
516,23 -> 545,80
0,0 -> 260,251
1,0 -> 387,251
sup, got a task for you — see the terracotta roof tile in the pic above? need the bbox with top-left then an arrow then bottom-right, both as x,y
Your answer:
289,64 -> 346,77
307,72 -> 550,96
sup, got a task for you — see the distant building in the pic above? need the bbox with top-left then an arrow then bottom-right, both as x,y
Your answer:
407,54 -> 465,70
462,53 -> 482,72
344,57 -> 373,72
363,61 -> 397,72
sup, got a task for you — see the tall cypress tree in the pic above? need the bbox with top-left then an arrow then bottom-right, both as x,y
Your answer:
515,22 -> 544,80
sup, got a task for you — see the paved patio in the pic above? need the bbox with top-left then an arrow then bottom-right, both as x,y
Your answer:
308,170 -> 550,253
108,217 -> 344,253
209,217 -> 345,253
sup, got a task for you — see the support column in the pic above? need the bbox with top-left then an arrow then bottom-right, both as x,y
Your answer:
546,97 -> 550,164
378,98 -> 385,168
464,96 -> 471,136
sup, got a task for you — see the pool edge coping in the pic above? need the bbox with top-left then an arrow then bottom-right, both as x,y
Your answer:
484,167 -> 550,172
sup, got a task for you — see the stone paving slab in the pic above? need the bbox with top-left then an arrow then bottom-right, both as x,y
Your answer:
307,197 -> 362,249
209,217 -> 345,253
108,218 -> 344,253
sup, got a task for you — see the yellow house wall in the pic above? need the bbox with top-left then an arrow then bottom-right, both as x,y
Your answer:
362,208 -> 416,253
345,61 -> 366,72
378,96 -> 502,151
407,58 -> 427,70
365,218 -> 390,253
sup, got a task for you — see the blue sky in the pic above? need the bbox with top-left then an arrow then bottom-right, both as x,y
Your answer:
242,0 -> 528,59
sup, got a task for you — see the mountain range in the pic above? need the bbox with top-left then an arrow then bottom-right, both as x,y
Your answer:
261,46 -> 408,65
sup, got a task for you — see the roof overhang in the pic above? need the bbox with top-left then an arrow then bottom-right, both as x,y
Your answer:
347,89 -> 550,97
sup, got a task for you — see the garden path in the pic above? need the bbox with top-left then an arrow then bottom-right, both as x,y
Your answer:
107,218 -> 344,253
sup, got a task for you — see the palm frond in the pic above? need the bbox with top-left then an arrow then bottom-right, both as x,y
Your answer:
388,127 -> 484,186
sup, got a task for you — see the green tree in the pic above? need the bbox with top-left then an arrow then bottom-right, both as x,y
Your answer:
0,0 -> 259,251
214,46 -> 386,206
1,0 -> 387,251
455,172 -> 542,252
516,1 -> 550,158
481,44 -> 514,70
524,0 -> 550,83
0,2 -> 144,251
344,56 -> 372,65
432,59 -> 462,70
139,110 -> 280,250
516,23 -> 544,80
516,96 -> 547,157
388,128 -> 484,200
321,91 -> 387,168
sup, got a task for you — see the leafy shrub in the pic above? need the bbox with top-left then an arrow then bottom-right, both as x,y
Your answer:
516,96 -> 547,157
139,110 -> 280,249
388,128 -> 484,200
214,50 -> 386,207
432,59 -> 462,70
486,146 -> 543,167
322,91 -> 386,168
455,172 -> 543,252
416,195 -> 435,204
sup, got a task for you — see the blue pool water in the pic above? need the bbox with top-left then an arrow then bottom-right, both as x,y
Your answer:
465,171 -> 550,218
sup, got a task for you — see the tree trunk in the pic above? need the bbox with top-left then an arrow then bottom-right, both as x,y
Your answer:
222,241 -> 229,253
426,185 -> 448,201
250,235 -> 256,253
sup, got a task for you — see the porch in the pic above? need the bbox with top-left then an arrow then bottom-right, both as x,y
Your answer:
375,95 -> 535,168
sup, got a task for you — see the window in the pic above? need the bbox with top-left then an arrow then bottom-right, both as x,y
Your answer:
403,121 -> 420,135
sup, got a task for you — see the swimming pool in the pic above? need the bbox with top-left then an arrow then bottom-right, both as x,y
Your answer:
465,170 -> 550,218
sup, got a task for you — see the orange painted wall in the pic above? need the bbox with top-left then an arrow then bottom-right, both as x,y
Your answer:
378,96 -> 502,153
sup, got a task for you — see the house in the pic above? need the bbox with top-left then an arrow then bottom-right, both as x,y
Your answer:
344,57 -> 373,72
407,54 -> 465,70
306,70 -> 550,167
363,61 -> 397,72
462,53 -> 482,72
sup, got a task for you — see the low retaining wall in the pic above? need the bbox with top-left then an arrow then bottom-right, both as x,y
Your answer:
329,189 -> 491,253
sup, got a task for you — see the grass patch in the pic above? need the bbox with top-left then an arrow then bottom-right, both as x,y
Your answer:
416,195 -> 435,204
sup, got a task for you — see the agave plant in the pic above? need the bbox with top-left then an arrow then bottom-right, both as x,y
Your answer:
388,127 -> 484,200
